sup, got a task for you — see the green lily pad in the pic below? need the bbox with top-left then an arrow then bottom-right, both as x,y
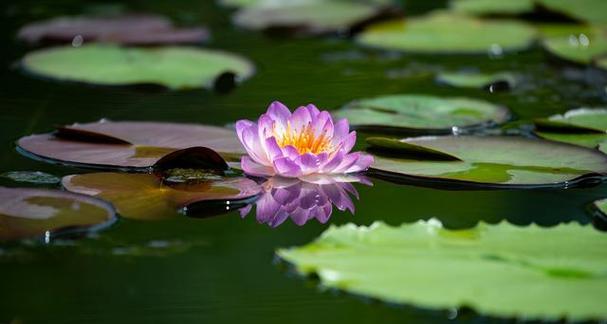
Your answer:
538,0 -> 607,25
233,1 -> 388,35
436,71 -> 518,90
0,187 -> 115,241
542,25 -> 607,64
21,44 -> 255,90
535,108 -> 607,132
334,94 -> 510,133
450,0 -> 534,16
278,220 -> 607,321
368,135 -> 607,188
62,173 -> 261,220
356,12 -> 536,54
534,131 -> 607,153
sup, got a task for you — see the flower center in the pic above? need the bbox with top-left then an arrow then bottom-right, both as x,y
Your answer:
274,121 -> 332,155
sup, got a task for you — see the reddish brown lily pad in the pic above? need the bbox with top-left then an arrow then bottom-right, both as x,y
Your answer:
62,173 -> 261,220
0,186 -> 116,241
17,14 -> 209,45
17,121 -> 245,170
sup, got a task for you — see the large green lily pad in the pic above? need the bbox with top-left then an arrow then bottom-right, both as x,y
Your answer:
62,173 -> 261,220
0,186 -> 115,241
334,94 -> 510,133
233,1 -> 389,35
278,220 -> 607,321
534,132 -> 607,153
368,136 -> 607,188
542,25 -> 607,65
450,0 -> 534,16
21,44 -> 255,90
356,12 -> 536,54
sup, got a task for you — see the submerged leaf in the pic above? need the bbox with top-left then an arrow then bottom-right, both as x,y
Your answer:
356,12 -> 536,54
334,94 -> 510,133
17,14 -> 209,45
17,121 -> 245,170
0,187 -> 115,241
436,71 -> 518,90
278,220 -> 607,320
0,171 -> 60,184
21,44 -> 255,90
369,136 -> 607,188
62,173 -> 261,220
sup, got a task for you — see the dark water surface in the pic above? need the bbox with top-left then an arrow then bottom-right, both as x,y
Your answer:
1,1 -> 607,323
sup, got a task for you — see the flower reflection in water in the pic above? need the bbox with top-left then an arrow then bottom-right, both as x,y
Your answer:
240,175 -> 371,227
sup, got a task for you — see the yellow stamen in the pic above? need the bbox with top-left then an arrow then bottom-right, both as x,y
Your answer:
274,121 -> 332,154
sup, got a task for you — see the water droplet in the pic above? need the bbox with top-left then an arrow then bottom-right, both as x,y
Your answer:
488,44 -> 503,58
579,33 -> 590,47
71,35 -> 83,47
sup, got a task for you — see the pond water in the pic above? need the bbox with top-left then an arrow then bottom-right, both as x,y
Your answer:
1,0 -> 607,323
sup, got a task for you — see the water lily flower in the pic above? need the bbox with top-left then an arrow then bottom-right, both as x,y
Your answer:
235,101 -> 373,178
239,175 -> 371,227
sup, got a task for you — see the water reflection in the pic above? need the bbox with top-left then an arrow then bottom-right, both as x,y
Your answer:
240,175 -> 371,227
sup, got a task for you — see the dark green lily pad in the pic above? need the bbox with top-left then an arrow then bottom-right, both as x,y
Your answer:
436,71 -> 518,90
334,94 -> 510,133
0,186 -> 115,241
62,173 -> 261,220
539,0 -> 607,25
233,1 -> 390,35
542,25 -> 607,64
368,136 -> 607,188
21,44 -> 255,90
450,0 -> 534,16
278,220 -> 607,321
17,121 -> 245,170
356,12 -> 536,54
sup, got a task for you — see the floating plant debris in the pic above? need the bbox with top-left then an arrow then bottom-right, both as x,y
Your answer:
534,108 -> 607,152
17,121 -> 245,170
62,173 -> 261,220
436,71 -> 519,91
0,186 -> 115,241
0,171 -> 60,184
334,94 -> 510,133
278,220 -> 607,321
17,14 -> 209,45
232,0 -> 394,35
21,44 -> 255,90
368,136 -> 607,188
356,12 -> 536,54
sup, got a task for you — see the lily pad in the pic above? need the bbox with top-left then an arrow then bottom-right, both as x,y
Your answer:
534,132 -> 607,153
62,173 -> 261,220
278,220 -> 607,321
233,1 -> 391,35
542,25 -> 607,65
17,14 -> 209,45
436,71 -> 518,90
535,108 -> 607,132
593,198 -> 607,219
450,0 -> 534,16
334,94 -> 510,133
17,120 -> 245,170
356,12 -> 536,54
21,44 -> 255,90
538,0 -> 607,25
368,136 -> 607,188
0,186 -> 115,241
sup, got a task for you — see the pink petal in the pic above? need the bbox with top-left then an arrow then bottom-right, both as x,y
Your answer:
290,106 -> 313,132
267,101 -> 291,124
343,153 -> 374,173
273,157 -> 302,177
241,156 -> 275,177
